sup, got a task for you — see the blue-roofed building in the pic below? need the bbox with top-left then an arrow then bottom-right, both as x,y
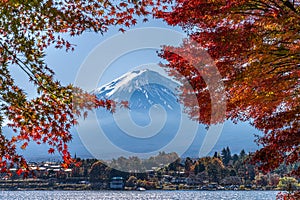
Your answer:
109,177 -> 124,190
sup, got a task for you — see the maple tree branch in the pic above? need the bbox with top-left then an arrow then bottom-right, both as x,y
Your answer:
0,43 -> 36,82
0,42 -> 60,97
0,96 -> 7,104
269,0 -> 286,11
279,0 -> 299,14
251,0 -> 276,11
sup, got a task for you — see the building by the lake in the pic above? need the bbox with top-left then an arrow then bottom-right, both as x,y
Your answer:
109,177 -> 124,190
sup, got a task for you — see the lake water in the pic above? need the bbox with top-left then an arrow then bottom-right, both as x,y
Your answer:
0,190 -> 279,200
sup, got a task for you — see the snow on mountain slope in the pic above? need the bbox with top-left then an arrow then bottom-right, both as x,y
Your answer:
93,69 -> 179,111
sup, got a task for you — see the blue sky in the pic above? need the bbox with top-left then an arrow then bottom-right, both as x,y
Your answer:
48,19 -> 184,87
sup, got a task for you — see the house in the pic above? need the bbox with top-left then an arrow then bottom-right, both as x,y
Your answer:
171,177 -> 187,184
109,177 -> 124,190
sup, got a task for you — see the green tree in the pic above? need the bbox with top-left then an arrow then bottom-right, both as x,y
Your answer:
184,157 -> 193,172
89,161 -> 110,183
221,147 -> 232,165
229,169 -> 237,176
167,158 -> 182,172
206,157 -> 224,183
239,150 -> 246,158
194,162 -> 205,175
232,154 -> 239,164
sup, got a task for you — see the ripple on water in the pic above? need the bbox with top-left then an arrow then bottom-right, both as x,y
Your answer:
0,190 -> 278,200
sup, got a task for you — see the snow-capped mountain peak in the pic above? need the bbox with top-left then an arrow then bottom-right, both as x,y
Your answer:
93,69 -> 179,102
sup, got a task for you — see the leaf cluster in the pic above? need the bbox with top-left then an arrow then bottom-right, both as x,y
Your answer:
156,0 -> 300,176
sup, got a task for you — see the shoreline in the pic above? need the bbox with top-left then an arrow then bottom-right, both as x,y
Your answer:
0,183 -> 282,192
0,178 -> 284,192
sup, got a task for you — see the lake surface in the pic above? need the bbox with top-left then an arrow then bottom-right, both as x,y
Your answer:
0,190 -> 279,200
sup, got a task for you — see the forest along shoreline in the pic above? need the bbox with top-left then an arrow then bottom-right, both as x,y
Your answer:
0,148 -> 298,192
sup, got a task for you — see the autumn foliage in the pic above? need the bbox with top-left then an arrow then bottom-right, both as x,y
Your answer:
0,0 -> 169,176
156,0 -> 300,182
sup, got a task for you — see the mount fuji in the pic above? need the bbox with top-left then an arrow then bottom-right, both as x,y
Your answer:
93,69 -> 179,110
92,69 -> 185,153
87,68 -> 259,158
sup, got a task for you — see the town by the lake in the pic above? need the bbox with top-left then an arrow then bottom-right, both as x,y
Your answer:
0,148 -> 298,193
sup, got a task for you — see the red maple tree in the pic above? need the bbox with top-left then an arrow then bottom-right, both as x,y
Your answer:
155,0 -> 300,190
